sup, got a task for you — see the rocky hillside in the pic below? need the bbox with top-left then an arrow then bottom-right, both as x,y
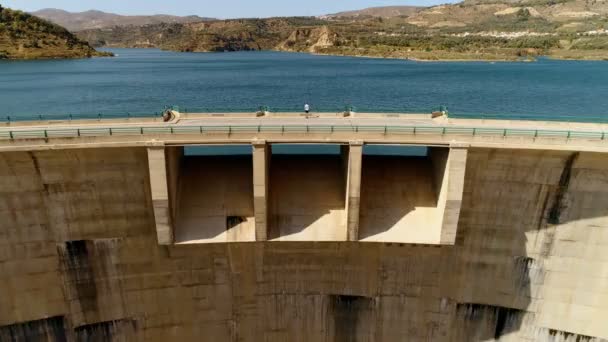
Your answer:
403,0 -> 608,31
77,0 -> 608,61
78,18 -> 329,52
0,5 -> 110,59
324,6 -> 424,19
32,8 -> 213,31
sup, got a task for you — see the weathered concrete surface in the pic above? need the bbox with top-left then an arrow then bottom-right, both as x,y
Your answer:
147,146 -> 173,245
0,148 -> 151,330
166,146 -> 184,227
1,146 -> 608,341
268,155 -> 347,241
174,156 -> 255,244
345,142 -> 363,241
437,146 -> 468,245
359,155 -> 442,244
253,142 -> 270,241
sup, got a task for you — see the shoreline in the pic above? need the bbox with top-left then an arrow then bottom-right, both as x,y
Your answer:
109,46 -> 608,63
0,51 -> 114,61
9,46 -> 606,63
311,51 -> 529,63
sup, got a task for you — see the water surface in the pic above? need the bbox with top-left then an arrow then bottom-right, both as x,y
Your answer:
0,48 -> 607,121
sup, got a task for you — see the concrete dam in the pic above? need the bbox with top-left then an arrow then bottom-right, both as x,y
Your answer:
0,112 -> 607,341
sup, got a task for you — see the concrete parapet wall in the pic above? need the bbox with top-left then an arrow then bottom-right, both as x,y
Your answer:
0,145 -> 608,340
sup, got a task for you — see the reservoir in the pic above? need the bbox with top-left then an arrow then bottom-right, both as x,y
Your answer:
0,48 -> 608,121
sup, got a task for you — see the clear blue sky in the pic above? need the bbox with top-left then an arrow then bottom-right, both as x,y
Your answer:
1,0 -> 456,18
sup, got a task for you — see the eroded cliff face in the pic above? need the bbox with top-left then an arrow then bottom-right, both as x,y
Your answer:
276,26 -> 337,53
0,147 -> 607,341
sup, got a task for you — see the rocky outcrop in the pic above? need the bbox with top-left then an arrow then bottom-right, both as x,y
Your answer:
276,26 -> 337,53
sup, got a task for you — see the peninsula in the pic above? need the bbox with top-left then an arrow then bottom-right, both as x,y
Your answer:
0,5 -> 111,59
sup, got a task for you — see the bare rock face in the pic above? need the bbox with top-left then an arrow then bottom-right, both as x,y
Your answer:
277,26 -> 338,53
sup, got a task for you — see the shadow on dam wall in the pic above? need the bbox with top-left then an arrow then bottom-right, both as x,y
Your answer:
0,147 -> 607,341
330,295 -> 374,342
268,154 -> 347,241
358,156 -> 437,240
443,149 -> 603,342
358,151 -> 448,244
175,155 -> 255,243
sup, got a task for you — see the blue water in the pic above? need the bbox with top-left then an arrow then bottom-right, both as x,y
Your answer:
1,48 -> 608,121
183,144 -> 428,156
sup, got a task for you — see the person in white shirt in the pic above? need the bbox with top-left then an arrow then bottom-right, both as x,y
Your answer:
304,103 -> 310,114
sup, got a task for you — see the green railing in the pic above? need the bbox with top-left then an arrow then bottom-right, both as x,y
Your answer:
6,106 -> 608,124
0,125 -> 606,141
3,112 -> 165,123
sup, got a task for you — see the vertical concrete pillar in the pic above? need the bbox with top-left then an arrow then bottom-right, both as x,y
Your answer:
252,141 -> 270,241
166,146 -> 183,225
147,146 -> 173,245
345,141 -> 364,241
440,145 -> 468,245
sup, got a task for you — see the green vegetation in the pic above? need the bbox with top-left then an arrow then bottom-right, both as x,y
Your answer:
570,36 -> 608,50
73,0 -> 608,61
0,4 -> 111,59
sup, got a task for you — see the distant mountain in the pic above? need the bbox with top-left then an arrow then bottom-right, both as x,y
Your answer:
76,0 -> 608,61
0,5 -> 110,59
32,8 -> 214,31
324,6 -> 425,18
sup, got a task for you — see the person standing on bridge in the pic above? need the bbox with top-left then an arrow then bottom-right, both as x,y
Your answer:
304,103 -> 310,114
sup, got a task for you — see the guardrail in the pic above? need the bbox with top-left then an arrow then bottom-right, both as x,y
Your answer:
3,112 -> 164,123
0,125 -> 606,141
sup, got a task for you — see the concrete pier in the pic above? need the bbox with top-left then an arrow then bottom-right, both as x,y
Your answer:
147,146 -> 173,245
253,141 -> 270,241
440,145 -> 468,244
345,141 -> 363,241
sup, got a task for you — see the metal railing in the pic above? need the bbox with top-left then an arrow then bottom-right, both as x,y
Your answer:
0,125 -> 606,141
2,112 -> 165,123
6,108 -> 608,124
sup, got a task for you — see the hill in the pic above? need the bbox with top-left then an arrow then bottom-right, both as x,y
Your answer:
77,0 -> 608,61
403,0 -> 608,30
78,18 -> 329,51
324,6 -> 425,19
32,9 -> 214,32
0,5 -> 111,59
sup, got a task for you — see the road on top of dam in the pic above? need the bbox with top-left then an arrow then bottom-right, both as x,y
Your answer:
1,112 -> 608,133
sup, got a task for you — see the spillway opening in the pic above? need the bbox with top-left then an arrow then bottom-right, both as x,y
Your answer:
170,145 -> 255,244
359,145 -> 449,244
268,144 -> 347,241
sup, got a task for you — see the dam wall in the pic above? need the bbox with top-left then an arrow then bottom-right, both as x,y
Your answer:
0,145 -> 607,341
175,154 -> 255,244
